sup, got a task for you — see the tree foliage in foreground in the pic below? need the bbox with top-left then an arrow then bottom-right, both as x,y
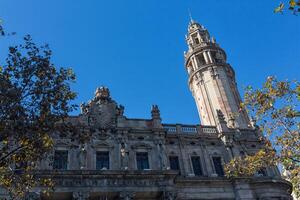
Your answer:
0,35 -> 77,198
225,77 -> 300,197
274,0 -> 300,14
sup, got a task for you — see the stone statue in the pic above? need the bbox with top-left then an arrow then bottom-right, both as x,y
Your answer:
118,104 -> 125,116
158,142 -> 167,169
120,142 -> 129,170
228,113 -> 236,128
78,143 -> 87,169
80,102 -> 89,114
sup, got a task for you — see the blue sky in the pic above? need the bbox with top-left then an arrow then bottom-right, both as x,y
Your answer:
1,0 -> 299,124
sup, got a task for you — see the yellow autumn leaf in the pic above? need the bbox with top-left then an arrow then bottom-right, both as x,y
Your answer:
289,0 -> 296,7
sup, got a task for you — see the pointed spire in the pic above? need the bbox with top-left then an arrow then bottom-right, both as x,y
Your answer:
188,8 -> 195,24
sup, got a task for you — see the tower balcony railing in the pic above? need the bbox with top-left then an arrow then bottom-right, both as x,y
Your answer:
184,42 -> 220,59
163,124 -> 217,136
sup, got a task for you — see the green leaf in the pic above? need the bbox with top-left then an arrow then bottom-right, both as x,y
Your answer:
274,3 -> 284,13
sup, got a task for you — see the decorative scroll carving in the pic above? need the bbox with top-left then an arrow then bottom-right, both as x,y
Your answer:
72,191 -> 90,200
119,191 -> 135,200
163,191 -> 177,200
216,109 -> 226,124
55,177 -> 168,187
131,142 -> 152,150
92,141 -> 114,149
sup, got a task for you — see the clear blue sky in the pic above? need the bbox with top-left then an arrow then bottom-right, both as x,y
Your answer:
1,0 -> 299,124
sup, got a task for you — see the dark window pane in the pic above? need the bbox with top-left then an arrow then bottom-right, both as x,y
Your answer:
53,150 -> 68,170
136,152 -> 149,170
213,157 -> 224,176
191,156 -> 202,176
169,156 -> 180,171
257,168 -> 267,176
96,151 -> 110,170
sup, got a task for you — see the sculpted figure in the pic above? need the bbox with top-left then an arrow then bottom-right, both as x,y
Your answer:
120,142 -> 129,170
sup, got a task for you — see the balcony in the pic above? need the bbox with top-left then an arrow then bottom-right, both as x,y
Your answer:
163,124 -> 217,136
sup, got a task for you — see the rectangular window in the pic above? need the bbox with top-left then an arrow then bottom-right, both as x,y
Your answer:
169,156 -> 180,171
53,150 -> 68,170
96,151 -> 110,170
213,157 -> 224,176
191,156 -> 202,176
257,168 -> 267,176
136,152 -> 149,170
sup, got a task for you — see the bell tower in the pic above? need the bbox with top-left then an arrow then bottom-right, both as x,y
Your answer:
184,19 -> 250,129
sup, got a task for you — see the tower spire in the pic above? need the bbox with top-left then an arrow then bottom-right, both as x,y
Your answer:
188,8 -> 194,23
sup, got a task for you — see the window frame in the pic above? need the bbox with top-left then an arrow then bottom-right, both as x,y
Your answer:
136,152 -> 150,170
53,150 -> 68,170
190,155 -> 203,176
212,156 -> 225,177
169,155 -> 180,172
96,151 -> 110,170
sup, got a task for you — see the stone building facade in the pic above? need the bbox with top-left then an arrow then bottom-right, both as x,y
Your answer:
0,20 -> 293,200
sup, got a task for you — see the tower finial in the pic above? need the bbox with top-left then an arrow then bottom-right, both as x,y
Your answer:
188,8 -> 194,23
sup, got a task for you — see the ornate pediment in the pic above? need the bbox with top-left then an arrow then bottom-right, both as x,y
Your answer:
91,140 -> 114,149
79,86 -> 124,130
131,142 -> 152,150
55,139 -> 73,147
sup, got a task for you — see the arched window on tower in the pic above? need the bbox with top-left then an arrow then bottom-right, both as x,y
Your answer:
195,37 -> 200,44
197,54 -> 206,66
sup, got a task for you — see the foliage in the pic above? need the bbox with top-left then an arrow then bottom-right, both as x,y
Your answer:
274,0 -> 300,14
0,19 -> 15,37
0,35 -> 77,198
225,77 -> 300,197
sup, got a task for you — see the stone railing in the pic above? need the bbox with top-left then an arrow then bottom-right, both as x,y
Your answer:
202,127 -> 217,134
163,124 -> 217,136
184,42 -> 220,60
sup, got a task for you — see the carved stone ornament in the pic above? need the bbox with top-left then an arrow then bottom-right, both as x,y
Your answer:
131,142 -> 152,150
79,86 -> 122,130
163,191 -> 177,200
119,191 -> 135,200
216,109 -> 226,124
72,191 -> 90,200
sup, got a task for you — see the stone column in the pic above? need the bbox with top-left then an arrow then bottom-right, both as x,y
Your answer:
72,191 -> 90,200
207,51 -> 214,63
119,191 -> 134,200
203,51 -> 210,64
